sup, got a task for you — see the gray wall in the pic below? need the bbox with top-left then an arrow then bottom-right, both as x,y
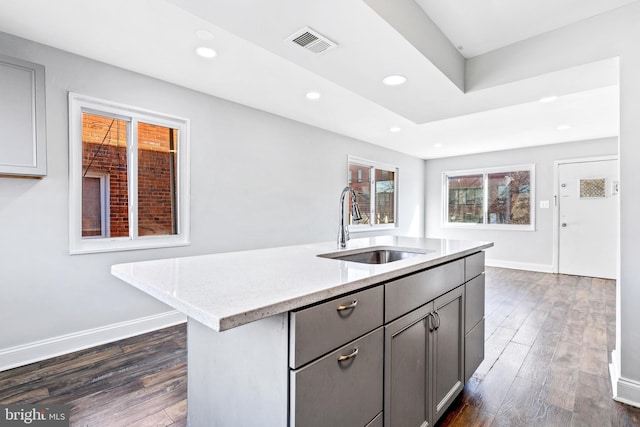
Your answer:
425,138 -> 618,271
0,32 -> 424,366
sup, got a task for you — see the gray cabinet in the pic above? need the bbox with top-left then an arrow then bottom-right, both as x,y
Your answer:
465,251 -> 485,282
0,54 -> 46,177
290,327 -> 384,427
366,413 -> 383,427
384,285 -> 465,427
385,303 -> 432,427
432,286 -> 465,421
289,285 -> 383,368
289,286 -> 384,427
385,258 -> 464,322
464,252 -> 485,383
186,251 -> 486,426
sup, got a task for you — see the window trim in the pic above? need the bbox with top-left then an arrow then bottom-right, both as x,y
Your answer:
69,92 -> 191,254
348,156 -> 399,231
442,164 -> 535,231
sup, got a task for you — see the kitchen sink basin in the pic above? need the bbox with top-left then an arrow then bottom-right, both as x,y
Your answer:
318,248 -> 432,264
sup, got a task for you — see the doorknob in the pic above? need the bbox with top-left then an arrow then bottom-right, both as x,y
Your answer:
562,223 -> 567,227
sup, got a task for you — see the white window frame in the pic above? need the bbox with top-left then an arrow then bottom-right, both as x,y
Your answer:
69,92 -> 191,254
348,156 -> 398,231
443,164 -> 535,231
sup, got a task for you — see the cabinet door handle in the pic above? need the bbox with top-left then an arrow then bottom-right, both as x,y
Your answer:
427,313 -> 435,332
337,348 -> 359,362
336,300 -> 358,311
433,311 -> 441,330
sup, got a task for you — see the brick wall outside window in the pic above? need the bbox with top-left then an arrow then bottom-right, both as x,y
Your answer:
82,114 -> 176,237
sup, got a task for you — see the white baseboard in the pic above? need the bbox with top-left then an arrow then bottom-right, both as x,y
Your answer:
610,350 -> 640,408
485,258 -> 554,273
0,310 -> 186,372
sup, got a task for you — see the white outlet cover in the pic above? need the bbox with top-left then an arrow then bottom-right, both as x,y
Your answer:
540,200 -> 550,209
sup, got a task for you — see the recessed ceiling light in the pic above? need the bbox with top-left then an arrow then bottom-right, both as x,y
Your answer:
557,124 -> 571,131
382,75 -> 407,86
540,96 -> 558,103
195,47 -> 217,59
389,126 -> 401,133
195,29 -> 215,41
305,91 -> 321,100
433,143 -> 443,148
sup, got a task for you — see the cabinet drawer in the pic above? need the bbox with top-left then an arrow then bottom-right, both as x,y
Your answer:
385,259 -> 464,322
465,318 -> 484,383
290,285 -> 383,368
465,251 -> 485,282
290,327 -> 384,427
465,273 -> 485,333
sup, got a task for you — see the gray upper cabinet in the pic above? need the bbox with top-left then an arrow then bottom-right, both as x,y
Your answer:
0,54 -> 46,177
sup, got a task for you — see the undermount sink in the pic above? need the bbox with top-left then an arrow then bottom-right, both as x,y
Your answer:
318,247 -> 433,264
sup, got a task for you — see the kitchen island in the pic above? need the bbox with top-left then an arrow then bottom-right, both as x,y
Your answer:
112,236 -> 493,426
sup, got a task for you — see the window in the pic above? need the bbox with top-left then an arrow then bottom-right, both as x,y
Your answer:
347,157 -> 398,229
69,93 -> 190,253
444,165 -> 534,230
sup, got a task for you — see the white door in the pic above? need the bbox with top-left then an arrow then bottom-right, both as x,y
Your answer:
558,159 -> 618,279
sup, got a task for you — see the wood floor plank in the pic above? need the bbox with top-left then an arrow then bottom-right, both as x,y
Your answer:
533,401 -> 573,427
580,344 -> 610,378
446,402 -> 495,427
491,376 -> 543,427
463,341 -> 531,414
0,324 -> 187,426
511,308 -> 548,346
515,338 -> 555,385
539,366 -> 578,412
473,326 -> 516,380
164,399 -> 188,423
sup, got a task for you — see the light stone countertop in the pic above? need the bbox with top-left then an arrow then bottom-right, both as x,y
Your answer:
111,236 -> 493,332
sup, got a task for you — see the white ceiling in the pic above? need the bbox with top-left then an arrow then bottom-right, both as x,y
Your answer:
0,0 -> 629,159
416,0 -> 639,58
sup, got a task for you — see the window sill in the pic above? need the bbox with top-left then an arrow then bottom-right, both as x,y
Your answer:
443,223 -> 534,232
349,224 -> 398,233
69,235 -> 190,255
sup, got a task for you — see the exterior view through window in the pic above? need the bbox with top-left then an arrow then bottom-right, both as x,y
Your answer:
447,174 -> 483,224
81,113 -> 178,238
348,158 -> 397,228
445,165 -> 534,229
69,93 -> 190,254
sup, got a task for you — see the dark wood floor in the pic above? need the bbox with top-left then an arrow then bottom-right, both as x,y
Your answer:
439,267 -> 640,427
1,267 -> 639,426
0,324 -> 188,426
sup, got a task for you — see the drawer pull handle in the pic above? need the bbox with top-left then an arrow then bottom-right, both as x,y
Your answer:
433,311 -> 441,330
337,348 -> 359,362
337,300 -> 358,311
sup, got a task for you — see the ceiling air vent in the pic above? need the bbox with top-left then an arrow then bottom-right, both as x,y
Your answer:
287,26 -> 337,54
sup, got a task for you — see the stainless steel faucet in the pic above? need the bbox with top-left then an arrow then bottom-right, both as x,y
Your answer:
338,186 -> 363,248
